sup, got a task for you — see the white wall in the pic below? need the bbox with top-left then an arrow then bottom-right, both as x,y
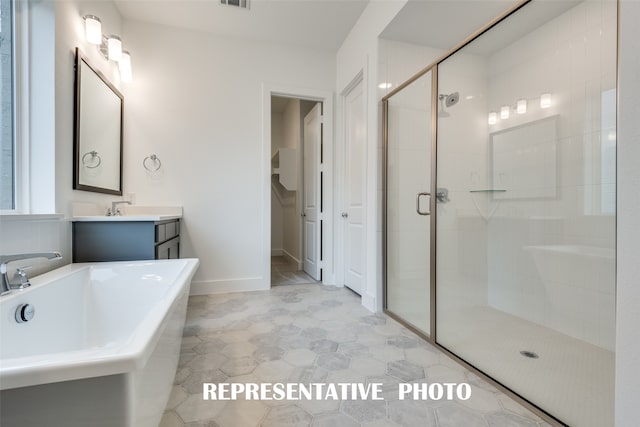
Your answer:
0,218 -> 69,276
270,111 -> 284,254
270,98 -> 301,264
336,0 -> 407,311
616,0 -> 640,424
281,100 -> 301,263
55,0 -> 125,216
1,0 -> 123,271
122,20 -> 335,293
378,39 -> 443,95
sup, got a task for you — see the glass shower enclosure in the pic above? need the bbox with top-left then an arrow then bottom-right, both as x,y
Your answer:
383,1 -> 617,425
383,70 -> 434,336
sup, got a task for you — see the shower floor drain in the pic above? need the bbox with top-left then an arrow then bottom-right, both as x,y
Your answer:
520,350 -> 539,359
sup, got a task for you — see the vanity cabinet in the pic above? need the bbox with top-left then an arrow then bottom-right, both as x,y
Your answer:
72,219 -> 180,262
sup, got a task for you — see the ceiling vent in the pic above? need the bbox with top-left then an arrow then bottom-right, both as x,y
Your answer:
220,0 -> 250,10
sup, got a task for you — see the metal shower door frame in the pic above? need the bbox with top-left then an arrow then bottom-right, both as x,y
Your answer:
381,64 -> 437,339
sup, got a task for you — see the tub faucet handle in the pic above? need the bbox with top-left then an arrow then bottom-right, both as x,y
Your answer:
14,266 -> 32,289
0,252 -> 62,296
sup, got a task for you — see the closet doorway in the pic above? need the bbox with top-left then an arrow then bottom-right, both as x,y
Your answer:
270,96 -> 322,286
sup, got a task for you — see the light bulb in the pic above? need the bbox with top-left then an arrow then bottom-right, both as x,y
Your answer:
488,111 -> 497,125
517,99 -> 527,114
540,93 -> 551,108
84,15 -> 102,45
119,51 -> 132,83
108,35 -> 122,61
500,105 -> 510,120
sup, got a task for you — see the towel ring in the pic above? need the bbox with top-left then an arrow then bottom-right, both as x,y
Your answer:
143,154 -> 162,172
82,151 -> 101,168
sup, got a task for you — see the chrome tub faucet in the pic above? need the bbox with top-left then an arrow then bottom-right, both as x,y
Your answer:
0,252 -> 62,296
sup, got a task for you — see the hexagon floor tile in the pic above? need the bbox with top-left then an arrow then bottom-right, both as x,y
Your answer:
162,259 -> 549,426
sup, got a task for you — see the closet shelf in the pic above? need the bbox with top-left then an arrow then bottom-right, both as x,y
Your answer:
271,148 -> 297,191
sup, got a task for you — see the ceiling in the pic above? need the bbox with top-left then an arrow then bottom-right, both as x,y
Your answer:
380,0 -> 580,55
114,0 -> 369,51
380,0 -> 519,50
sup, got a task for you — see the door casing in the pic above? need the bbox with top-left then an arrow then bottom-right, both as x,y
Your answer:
262,84 -> 334,290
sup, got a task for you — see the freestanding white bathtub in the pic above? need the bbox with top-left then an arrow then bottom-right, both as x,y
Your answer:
0,258 -> 199,427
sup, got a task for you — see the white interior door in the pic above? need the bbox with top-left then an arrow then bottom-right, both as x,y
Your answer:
303,103 -> 322,280
343,79 -> 365,295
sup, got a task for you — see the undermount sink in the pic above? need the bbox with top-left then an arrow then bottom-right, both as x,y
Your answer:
71,203 -> 182,221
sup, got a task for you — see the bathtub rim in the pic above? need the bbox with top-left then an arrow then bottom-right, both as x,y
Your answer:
0,258 -> 199,391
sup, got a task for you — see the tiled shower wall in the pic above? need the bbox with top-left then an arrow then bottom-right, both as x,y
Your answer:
486,1 -> 617,350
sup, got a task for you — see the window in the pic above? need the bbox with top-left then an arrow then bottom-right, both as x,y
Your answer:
0,0 -> 14,210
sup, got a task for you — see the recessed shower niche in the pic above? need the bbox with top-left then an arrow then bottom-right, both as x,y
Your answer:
383,1 -> 617,425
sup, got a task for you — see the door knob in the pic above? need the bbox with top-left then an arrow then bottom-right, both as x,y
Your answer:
436,187 -> 450,203
341,212 -> 348,218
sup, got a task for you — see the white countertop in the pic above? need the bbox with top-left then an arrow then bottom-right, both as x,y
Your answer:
71,214 -> 181,222
70,204 -> 182,222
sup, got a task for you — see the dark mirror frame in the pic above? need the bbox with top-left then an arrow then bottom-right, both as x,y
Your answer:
73,47 -> 124,195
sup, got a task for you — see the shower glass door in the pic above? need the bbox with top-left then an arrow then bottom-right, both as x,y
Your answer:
384,69 -> 433,336
435,1 -> 616,425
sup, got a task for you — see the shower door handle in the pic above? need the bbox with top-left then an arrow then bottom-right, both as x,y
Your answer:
416,192 -> 431,216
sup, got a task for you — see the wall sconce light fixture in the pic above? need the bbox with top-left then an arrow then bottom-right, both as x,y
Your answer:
516,99 -> 527,114
119,51 -> 133,83
489,92 -> 552,125
82,14 -> 132,83
107,35 -> 122,61
83,15 -> 102,45
540,93 -> 551,108
500,105 -> 510,120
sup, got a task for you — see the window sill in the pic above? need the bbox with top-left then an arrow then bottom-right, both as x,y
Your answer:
0,213 -> 65,221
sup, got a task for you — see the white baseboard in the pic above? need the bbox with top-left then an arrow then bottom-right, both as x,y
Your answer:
282,249 -> 302,270
271,249 -> 284,257
190,277 -> 268,295
361,293 -> 376,313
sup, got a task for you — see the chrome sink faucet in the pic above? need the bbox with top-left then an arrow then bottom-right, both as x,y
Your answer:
107,200 -> 132,216
0,252 -> 62,296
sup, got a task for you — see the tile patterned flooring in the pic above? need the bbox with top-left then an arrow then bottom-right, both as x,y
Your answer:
271,256 -> 317,286
161,259 -> 552,427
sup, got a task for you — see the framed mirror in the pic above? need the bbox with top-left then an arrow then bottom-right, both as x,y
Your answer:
73,48 -> 123,195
